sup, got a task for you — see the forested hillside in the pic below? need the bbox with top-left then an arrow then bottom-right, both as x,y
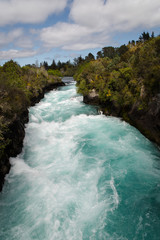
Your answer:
75,34 -> 160,146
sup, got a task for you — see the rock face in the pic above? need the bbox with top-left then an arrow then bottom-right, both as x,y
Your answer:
128,94 -> 160,146
0,109 -> 29,191
83,89 -> 100,105
83,92 -> 160,147
0,81 -> 65,191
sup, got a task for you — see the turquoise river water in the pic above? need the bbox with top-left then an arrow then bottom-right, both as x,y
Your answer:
0,78 -> 160,240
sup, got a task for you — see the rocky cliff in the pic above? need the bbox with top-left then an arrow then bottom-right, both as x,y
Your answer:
83,91 -> 160,147
0,81 -> 65,191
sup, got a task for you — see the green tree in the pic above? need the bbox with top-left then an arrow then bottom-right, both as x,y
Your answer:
43,61 -> 49,70
96,51 -> 103,59
50,60 -> 57,70
73,56 -> 85,66
139,32 -> 150,42
151,31 -> 155,38
116,44 -> 128,56
102,47 -> 116,59
85,53 -> 95,62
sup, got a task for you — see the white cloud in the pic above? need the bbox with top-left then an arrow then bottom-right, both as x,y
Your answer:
70,0 -> 160,32
0,0 -> 160,62
0,0 -> 68,26
40,23 -> 93,47
0,29 -> 23,47
0,49 -> 38,60
0,28 -> 34,50
64,42 -> 102,51
38,0 -> 160,51
39,22 -> 110,50
15,37 -> 34,49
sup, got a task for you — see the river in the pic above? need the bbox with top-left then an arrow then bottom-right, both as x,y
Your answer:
0,77 -> 160,240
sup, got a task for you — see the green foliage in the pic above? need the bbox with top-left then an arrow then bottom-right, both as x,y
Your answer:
119,67 -> 133,82
102,46 -> 116,59
63,66 -> 76,76
155,37 -> 160,55
0,60 -> 62,158
2,60 -> 23,88
85,53 -> 95,62
75,35 -> 160,112
77,79 -> 89,95
139,32 -> 150,42
96,45 -> 128,60
48,69 -> 62,77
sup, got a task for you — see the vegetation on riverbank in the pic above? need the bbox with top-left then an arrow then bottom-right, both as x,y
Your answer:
0,60 -> 62,177
0,32 -> 160,190
75,34 -> 160,108
74,33 -> 160,145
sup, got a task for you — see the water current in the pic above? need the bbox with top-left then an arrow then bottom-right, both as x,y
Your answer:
0,77 -> 160,240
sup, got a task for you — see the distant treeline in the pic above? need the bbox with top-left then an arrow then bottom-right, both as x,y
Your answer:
38,31 -> 158,76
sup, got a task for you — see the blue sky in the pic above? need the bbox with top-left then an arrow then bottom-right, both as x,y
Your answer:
0,0 -> 160,66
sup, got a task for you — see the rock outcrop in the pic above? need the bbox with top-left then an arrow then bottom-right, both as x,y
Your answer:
0,81 -> 65,191
83,89 -> 100,105
128,94 -> 160,146
83,91 -> 160,147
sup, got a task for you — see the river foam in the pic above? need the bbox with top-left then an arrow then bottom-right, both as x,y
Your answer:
0,78 -> 160,240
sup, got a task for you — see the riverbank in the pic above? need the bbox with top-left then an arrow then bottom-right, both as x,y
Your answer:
75,36 -> 160,148
0,60 -> 65,191
0,81 -> 65,191
83,92 -> 160,147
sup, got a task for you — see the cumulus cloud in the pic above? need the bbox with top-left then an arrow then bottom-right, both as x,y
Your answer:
0,29 -> 23,48
0,0 -> 67,26
38,0 -> 160,51
0,28 -> 34,50
0,49 -> 38,60
39,22 -> 110,50
39,22 -> 99,50
1,0 -> 160,61
14,37 -> 34,49
70,0 -> 160,32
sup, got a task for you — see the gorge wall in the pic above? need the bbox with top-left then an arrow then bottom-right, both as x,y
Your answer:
83,92 -> 160,147
0,81 -> 65,191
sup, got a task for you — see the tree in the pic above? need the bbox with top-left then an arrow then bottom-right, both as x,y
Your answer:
96,51 -> 103,59
50,60 -> 57,70
43,61 -> 49,70
143,32 -> 150,41
139,32 -> 150,42
151,31 -> 155,38
116,45 -> 128,56
85,53 -> 95,62
73,56 -> 84,66
102,47 -> 116,59
57,61 -> 62,70
131,40 -> 135,46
